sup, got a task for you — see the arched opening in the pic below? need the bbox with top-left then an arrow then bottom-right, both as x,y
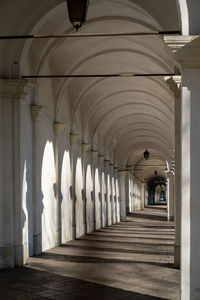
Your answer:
147,176 -> 167,206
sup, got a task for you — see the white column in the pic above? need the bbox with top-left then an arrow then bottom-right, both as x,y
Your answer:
98,155 -> 105,228
0,79 -> 29,267
70,134 -> 79,239
30,105 -> 42,255
141,183 -> 145,211
166,171 -> 174,221
125,171 -> 131,213
0,80 -> 15,268
110,164 -> 115,224
104,160 -> 110,226
54,122 -> 65,246
82,143 -> 91,234
118,170 -> 127,221
114,167 -> 119,223
13,80 -> 29,266
91,150 -> 98,230
167,77 -> 181,268
175,37 -> 200,299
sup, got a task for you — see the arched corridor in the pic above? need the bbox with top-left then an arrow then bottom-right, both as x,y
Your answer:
0,1 -> 200,299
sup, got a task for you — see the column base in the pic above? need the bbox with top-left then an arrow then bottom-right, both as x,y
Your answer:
15,243 -> 28,266
83,223 -> 87,235
174,245 -> 180,268
0,246 -> 14,268
92,221 -> 95,231
120,216 -> 127,222
56,230 -> 61,247
34,233 -> 42,255
72,225 -> 76,240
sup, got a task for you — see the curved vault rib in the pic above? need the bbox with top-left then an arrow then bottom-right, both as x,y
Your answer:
115,134 -> 170,158
111,128 -> 173,151
81,89 -> 173,132
104,121 -> 173,148
91,104 -> 173,139
68,75 -> 173,127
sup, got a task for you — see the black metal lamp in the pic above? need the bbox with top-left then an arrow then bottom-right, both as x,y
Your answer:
66,0 -> 89,31
154,170 -> 158,176
143,149 -> 149,160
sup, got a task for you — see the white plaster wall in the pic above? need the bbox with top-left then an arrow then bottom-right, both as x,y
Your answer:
38,79 -> 57,251
61,149 -> 72,243
41,140 -> 56,251
56,88 -> 72,243
130,176 -> 142,211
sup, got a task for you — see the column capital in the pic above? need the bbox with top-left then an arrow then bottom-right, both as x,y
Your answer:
91,150 -> 98,158
118,170 -> 127,176
30,105 -> 42,121
82,143 -> 91,153
109,163 -> 115,170
54,122 -> 66,135
104,159 -> 110,167
98,155 -> 104,163
166,77 -> 181,97
70,133 -> 79,145
0,79 -> 29,100
174,36 -> 200,69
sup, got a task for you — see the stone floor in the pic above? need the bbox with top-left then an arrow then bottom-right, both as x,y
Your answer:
0,206 -> 180,299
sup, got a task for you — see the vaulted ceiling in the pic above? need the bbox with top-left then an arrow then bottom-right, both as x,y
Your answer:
0,0 -> 181,181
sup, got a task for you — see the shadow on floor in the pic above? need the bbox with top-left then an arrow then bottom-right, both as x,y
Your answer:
146,205 -> 167,210
97,230 -> 175,236
78,237 -> 175,247
87,233 -> 174,242
0,267 -> 170,300
34,252 -> 174,269
114,224 -> 174,229
127,212 -> 168,222
61,243 -> 174,256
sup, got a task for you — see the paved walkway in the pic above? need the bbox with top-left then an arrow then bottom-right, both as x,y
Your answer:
0,206 -> 180,299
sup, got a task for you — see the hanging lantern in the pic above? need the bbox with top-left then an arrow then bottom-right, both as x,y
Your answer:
143,149 -> 149,160
66,0 -> 89,31
154,170 -> 158,176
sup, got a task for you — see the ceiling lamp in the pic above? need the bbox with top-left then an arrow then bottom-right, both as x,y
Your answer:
66,0 -> 89,31
154,170 -> 158,176
143,149 -> 149,160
